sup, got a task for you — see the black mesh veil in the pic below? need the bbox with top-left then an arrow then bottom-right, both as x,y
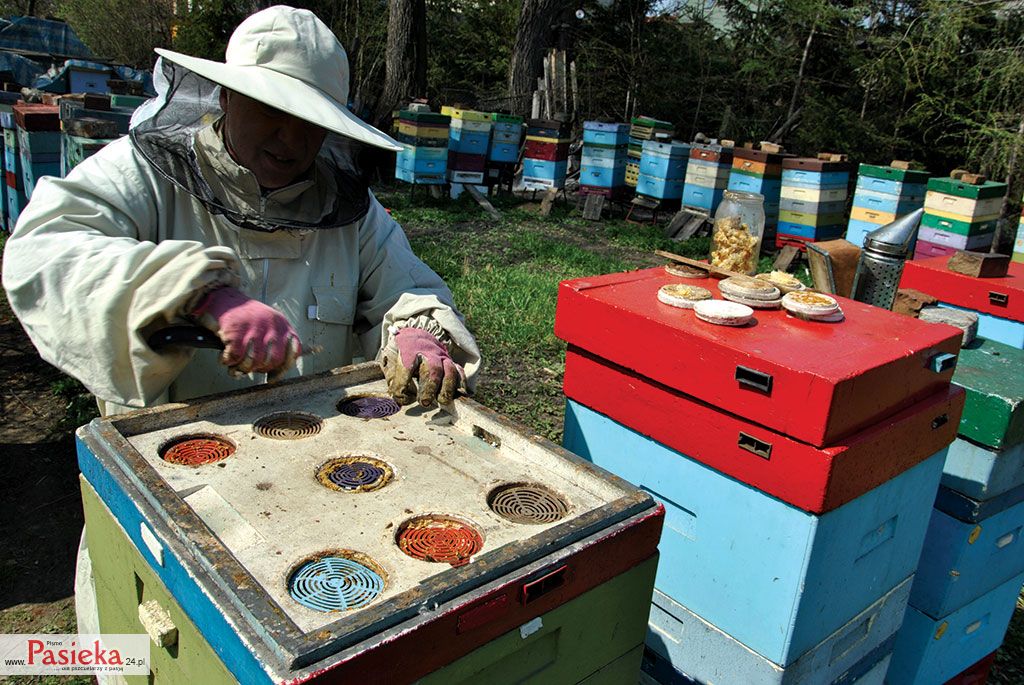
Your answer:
129,57 -> 371,232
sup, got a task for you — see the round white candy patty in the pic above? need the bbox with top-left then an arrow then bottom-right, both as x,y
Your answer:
694,299 -> 754,326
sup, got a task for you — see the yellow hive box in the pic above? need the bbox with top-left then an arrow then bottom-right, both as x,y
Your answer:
525,135 -> 572,145
396,121 -> 449,139
850,206 -> 896,225
440,106 -> 491,123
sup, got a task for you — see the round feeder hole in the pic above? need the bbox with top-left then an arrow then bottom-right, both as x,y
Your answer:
396,514 -> 484,567
160,434 -> 235,466
316,454 -> 393,493
337,394 -> 401,419
488,483 -> 570,525
288,550 -> 386,613
253,411 -> 322,440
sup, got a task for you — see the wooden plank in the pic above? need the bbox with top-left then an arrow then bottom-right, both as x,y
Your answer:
554,49 -> 566,117
582,194 -> 605,221
772,246 -> 799,272
653,249 -> 741,279
665,209 -> 709,241
569,60 -> 579,124
464,184 -> 501,221
544,54 -> 554,119
540,188 -> 559,217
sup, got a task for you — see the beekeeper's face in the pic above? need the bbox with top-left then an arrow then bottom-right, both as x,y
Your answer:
219,89 -> 328,189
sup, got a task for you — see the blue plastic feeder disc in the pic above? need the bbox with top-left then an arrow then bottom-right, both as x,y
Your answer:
289,556 -> 384,612
329,461 -> 386,489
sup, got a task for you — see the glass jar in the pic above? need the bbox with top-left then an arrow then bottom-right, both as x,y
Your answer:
711,190 -> 766,275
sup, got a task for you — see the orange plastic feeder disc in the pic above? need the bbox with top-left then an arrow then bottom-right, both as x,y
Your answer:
160,435 -> 235,466
397,516 -> 484,566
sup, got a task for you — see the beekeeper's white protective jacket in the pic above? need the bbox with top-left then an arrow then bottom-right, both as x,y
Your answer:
3,122 -> 480,415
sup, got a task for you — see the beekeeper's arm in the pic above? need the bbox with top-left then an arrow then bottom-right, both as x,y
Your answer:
354,194 -> 481,405
2,140 -> 240,408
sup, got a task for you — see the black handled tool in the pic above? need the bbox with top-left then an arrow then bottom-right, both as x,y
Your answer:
148,326 -> 224,352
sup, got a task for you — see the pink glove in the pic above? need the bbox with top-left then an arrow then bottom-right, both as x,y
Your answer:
383,327 -> 464,407
192,286 -> 301,377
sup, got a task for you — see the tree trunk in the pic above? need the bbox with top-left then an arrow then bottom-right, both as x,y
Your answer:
995,115 -> 1024,254
413,0 -> 427,97
508,0 -> 567,117
374,0 -> 426,127
786,23 -> 816,126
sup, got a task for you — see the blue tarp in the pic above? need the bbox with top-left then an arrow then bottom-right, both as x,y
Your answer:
0,16 -> 92,57
34,58 -> 154,95
0,51 -> 43,87
0,17 -> 152,94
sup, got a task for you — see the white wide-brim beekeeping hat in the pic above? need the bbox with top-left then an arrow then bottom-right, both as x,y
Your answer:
155,5 -> 401,151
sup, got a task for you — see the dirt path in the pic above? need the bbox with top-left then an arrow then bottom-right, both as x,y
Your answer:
0,257 -> 88,685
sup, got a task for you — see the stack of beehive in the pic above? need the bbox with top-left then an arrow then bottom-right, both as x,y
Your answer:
555,266 -> 966,684
579,121 -> 629,199
846,164 -> 928,247
60,114 -> 120,176
682,143 -> 732,213
59,94 -> 136,137
626,116 -> 672,189
522,118 -> 570,190
393,109 -> 450,186
485,112 -> 521,189
728,146 -> 789,243
487,113 -> 521,166
443,107 -> 492,191
0,101 -> 23,231
635,140 -> 689,204
777,157 -> 850,250
892,259 -> 1024,683
13,102 -> 60,202
915,177 -> 1006,260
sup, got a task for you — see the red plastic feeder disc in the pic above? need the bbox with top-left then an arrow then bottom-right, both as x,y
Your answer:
397,516 -> 484,567
160,435 -> 235,466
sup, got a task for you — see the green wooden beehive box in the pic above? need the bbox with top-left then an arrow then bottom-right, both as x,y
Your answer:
952,338 -> 1024,449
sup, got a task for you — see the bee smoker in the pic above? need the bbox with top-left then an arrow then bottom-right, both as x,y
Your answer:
850,208 -> 925,310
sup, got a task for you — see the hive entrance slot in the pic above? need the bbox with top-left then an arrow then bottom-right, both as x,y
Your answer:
738,432 -> 772,460
735,366 -> 773,394
488,483 -> 569,524
396,515 -> 484,566
159,434 -> 235,466
288,550 -> 386,612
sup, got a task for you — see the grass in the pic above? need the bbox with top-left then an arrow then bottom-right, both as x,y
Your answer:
386,189 -> 680,440
386,188 -> 813,440
50,376 -> 99,432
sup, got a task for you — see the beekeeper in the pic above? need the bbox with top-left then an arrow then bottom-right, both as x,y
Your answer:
2,5 -> 480,646
3,5 -> 480,417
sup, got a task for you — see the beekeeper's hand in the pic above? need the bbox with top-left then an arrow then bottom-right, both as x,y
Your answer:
382,327 -> 464,407
191,286 -> 300,377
